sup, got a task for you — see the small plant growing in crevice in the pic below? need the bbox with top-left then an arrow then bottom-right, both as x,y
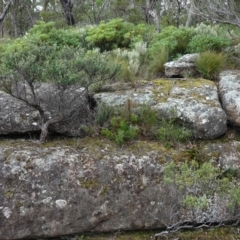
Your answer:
101,115 -> 139,145
156,117 -> 191,148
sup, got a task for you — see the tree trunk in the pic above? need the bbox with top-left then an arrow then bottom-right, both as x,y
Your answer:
40,115 -> 63,143
59,0 -> 75,26
185,0 -> 194,27
0,0 -> 12,23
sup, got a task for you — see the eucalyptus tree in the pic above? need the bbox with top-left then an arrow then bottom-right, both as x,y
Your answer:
0,0 -> 12,23
192,0 -> 240,28
59,0 -> 75,25
0,0 -> 42,37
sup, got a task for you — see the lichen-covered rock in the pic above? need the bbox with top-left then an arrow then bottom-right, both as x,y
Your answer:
0,138 -> 240,240
0,139 -> 167,239
0,92 -> 40,134
164,54 -> 199,77
0,87 -> 93,137
219,70 -> 240,126
94,78 -> 227,139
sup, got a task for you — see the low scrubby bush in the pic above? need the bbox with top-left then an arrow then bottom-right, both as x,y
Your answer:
156,117 -> 191,148
27,21 -> 85,48
101,115 -> 139,145
96,101 -> 191,146
148,26 -> 195,60
85,18 -> 154,52
188,34 -> 230,53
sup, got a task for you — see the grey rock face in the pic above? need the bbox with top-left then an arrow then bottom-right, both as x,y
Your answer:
0,140 -> 165,239
0,87 -> 93,137
0,139 -> 239,239
95,78 -> 227,139
164,54 -> 199,77
219,70 -> 240,126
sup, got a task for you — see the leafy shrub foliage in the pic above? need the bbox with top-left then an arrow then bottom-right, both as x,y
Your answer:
101,115 -> 139,145
156,117 -> 191,148
0,36 -> 119,142
112,41 -> 148,81
148,26 -> 195,60
27,21 -> 85,48
96,101 -> 191,146
188,34 -> 230,53
86,18 -> 134,51
162,160 -> 240,225
86,18 -> 154,52
195,50 -> 227,80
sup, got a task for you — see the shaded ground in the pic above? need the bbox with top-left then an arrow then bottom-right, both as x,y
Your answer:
37,227 -> 240,240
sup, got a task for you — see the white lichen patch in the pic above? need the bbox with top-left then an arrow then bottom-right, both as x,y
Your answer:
2,207 -> 12,218
42,197 -> 52,204
20,206 -> 27,216
56,199 -> 67,209
115,164 -> 124,174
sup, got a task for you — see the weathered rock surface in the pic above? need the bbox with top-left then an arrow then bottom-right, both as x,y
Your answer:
0,138 -> 240,240
0,87 -> 93,137
164,53 -> 199,77
219,70 -> 240,126
94,78 -> 227,139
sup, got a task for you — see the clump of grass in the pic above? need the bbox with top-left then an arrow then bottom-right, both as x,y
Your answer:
195,50 -> 227,80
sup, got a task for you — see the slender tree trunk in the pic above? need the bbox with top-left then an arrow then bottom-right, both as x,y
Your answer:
185,0 -> 194,27
10,8 -> 17,37
0,0 -> 12,23
59,0 -> 75,26
40,115 -> 63,143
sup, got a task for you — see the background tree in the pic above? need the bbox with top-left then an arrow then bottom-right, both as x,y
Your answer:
192,0 -> 240,28
59,0 -> 75,25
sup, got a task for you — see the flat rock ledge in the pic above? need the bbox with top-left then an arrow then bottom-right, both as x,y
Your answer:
0,138 -> 240,240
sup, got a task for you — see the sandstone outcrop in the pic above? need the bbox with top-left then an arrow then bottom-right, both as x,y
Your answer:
219,70 -> 240,126
0,87 -> 93,137
0,138 -> 240,240
95,78 -> 227,139
3,60 -> 240,141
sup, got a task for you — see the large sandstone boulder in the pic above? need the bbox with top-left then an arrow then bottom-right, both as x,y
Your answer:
94,78 -> 227,139
0,138 -> 240,240
164,54 -> 199,77
219,70 -> 240,127
0,86 -> 93,137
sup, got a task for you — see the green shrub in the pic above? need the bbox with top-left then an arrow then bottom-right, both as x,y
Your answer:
135,105 -> 159,137
95,101 -> 191,147
86,19 -> 154,52
156,117 -> 191,147
112,41 -> 148,81
101,116 -> 139,145
94,103 -> 115,127
163,160 -> 240,218
188,34 -> 230,53
195,50 -> 227,80
148,26 -> 195,60
26,21 -> 85,48
85,18 -> 134,51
